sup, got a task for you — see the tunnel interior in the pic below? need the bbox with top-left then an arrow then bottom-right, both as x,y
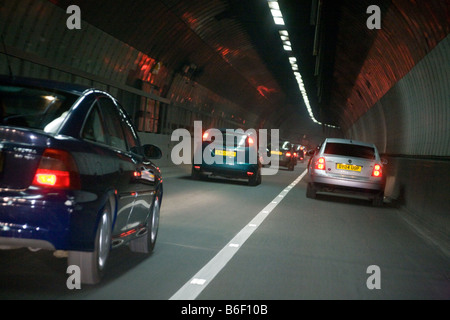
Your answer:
0,0 -> 449,247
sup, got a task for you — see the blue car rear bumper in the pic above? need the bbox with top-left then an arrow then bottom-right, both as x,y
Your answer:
0,196 -> 71,250
0,189 -> 100,251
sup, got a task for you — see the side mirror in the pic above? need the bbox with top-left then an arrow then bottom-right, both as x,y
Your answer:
143,144 -> 162,160
307,149 -> 315,156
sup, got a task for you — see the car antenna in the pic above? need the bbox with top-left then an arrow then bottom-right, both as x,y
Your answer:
1,34 -> 14,79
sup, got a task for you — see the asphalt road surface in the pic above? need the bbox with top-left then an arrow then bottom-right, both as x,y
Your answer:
1,162 -> 449,301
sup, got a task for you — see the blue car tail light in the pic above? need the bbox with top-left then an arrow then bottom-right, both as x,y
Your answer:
32,148 -> 81,190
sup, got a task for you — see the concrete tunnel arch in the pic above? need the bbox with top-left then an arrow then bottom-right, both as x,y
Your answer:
0,0 -> 449,253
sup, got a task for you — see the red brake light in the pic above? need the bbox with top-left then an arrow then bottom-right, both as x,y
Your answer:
202,132 -> 209,141
34,169 -> 69,187
286,152 -> 291,157
315,157 -> 326,170
32,148 -> 80,189
248,136 -> 254,146
119,228 -> 137,238
372,164 -> 382,177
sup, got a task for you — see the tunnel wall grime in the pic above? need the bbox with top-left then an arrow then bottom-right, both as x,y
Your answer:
0,0 -> 256,137
346,35 -> 450,254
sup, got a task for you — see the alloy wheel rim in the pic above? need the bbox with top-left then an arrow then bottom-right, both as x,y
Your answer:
98,211 -> 110,270
151,197 -> 160,242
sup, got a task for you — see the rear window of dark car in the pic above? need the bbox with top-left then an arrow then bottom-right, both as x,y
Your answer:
267,141 -> 291,151
0,84 -> 77,133
324,142 -> 376,160
280,141 -> 292,150
222,131 -> 249,147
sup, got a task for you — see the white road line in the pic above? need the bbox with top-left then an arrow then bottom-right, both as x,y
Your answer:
169,169 -> 308,300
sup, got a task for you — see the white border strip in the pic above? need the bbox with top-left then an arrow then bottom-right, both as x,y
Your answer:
169,169 -> 308,300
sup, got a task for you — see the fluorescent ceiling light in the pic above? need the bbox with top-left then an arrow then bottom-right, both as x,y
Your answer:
273,16 -> 285,25
270,9 -> 282,17
266,0 -> 339,129
267,1 -> 280,10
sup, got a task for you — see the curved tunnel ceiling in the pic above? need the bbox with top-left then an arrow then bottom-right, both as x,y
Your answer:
52,0 -> 449,136
53,0 -> 289,128
328,0 -> 449,131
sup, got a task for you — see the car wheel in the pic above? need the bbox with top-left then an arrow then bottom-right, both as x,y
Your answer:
372,192 -> 384,207
306,182 -> 317,199
129,191 -> 161,254
68,202 -> 112,285
191,166 -> 201,180
248,168 -> 262,186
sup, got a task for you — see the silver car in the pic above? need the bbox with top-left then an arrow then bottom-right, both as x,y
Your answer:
306,138 -> 386,206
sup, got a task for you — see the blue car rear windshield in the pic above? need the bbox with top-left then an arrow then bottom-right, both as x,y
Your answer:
222,131 -> 249,147
0,84 -> 77,132
324,142 -> 376,160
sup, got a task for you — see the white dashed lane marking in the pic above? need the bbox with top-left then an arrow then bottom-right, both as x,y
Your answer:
169,169 -> 308,300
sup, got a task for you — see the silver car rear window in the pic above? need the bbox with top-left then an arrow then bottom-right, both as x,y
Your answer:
324,142 -> 375,160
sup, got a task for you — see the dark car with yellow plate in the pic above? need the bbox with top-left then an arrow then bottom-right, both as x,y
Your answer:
306,138 -> 386,206
268,140 -> 297,171
192,128 -> 262,186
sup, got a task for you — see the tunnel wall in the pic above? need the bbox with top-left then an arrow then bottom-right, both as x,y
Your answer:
346,34 -> 450,252
0,0 -> 255,137
1,1 -> 448,249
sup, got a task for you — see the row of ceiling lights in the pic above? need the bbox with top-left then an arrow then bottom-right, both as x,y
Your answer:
266,0 -> 338,129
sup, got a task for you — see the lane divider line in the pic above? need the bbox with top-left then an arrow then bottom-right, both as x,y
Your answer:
169,169 -> 308,300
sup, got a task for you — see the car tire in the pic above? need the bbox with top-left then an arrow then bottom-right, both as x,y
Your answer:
372,192 -> 384,207
129,191 -> 161,254
68,202 -> 112,285
191,166 -> 201,180
306,183 -> 317,199
248,168 -> 262,186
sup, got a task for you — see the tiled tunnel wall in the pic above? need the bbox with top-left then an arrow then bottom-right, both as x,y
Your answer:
0,0 -> 449,252
346,35 -> 450,252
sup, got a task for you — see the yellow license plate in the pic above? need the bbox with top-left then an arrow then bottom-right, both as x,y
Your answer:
270,150 -> 282,155
215,149 -> 236,157
336,163 -> 362,172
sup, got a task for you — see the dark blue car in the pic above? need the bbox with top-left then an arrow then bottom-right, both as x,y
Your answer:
191,128 -> 262,186
0,75 -> 163,284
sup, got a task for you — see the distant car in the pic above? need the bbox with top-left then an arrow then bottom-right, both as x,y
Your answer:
294,144 -> 305,163
0,75 -> 163,284
268,140 -> 297,171
306,138 -> 386,206
192,128 -> 262,186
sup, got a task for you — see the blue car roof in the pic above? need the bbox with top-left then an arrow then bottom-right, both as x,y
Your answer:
0,74 -> 91,96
